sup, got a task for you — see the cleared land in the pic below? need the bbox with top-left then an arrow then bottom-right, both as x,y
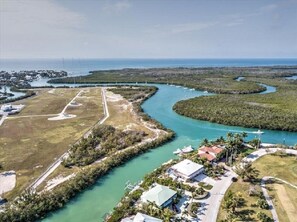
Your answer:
0,87 -> 103,199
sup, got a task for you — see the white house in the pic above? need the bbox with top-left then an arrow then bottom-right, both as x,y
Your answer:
121,213 -> 162,222
141,184 -> 177,208
169,159 -> 204,180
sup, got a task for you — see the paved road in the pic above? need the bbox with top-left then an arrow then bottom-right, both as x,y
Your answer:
261,177 -> 279,222
198,170 -> 237,222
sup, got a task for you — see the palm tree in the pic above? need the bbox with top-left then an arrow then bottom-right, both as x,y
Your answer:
223,191 -> 245,214
235,161 -> 259,182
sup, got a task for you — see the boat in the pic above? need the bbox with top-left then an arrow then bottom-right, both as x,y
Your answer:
173,145 -> 194,155
252,129 -> 264,135
173,149 -> 182,154
189,88 -> 195,91
181,145 -> 194,153
203,91 -> 208,93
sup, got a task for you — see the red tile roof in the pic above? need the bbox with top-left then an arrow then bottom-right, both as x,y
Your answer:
199,145 -> 223,154
198,153 -> 216,162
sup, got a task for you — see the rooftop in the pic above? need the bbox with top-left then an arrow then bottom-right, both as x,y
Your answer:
170,159 -> 204,177
141,184 -> 176,207
121,213 -> 162,222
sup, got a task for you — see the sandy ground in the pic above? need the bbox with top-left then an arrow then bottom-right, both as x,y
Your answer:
48,89 -> 56,94
274,184 -> 296,221
0,171 -> 16,194
48,113 -> 76,121
44,173 -> 75,191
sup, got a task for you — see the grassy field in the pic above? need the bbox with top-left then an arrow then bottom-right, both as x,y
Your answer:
0,87 -> 103,199
253,154 -> 297,185
266,182 -> 297,222
217,179 -> 272,221
218,154 -> 297,221
174,77 -> 297,131
13,88 -> 79,115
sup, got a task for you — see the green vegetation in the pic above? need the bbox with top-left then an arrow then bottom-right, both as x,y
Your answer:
235,161 -> 259,182
0,131 -> 174,222
218,180 -> 272,221
49,67 -> 297,94
63,125 -> 146,167
173,77 -> 297,131
218,152 -> 297,221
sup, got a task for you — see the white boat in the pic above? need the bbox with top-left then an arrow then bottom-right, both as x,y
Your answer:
173,149 -> 182,155
203,91 -> 208,93
190,88 -> 195,91
176,86 -> 181,88
252,129 -> 264,135
181,145 -> 194,153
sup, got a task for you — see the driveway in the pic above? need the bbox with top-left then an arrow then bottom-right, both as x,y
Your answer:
197,170 -> 237,222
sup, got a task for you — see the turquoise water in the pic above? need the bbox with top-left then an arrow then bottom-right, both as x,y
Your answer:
43,84 -> 297,222
0,86 -> 26,99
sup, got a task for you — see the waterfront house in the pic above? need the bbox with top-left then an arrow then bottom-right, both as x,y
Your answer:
198,145 -> 224,162
168,159 -> 204,180
121,212 -> 162,222
141,184 -> 177,208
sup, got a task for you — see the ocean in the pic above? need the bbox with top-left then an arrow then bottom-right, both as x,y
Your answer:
1,58 -> 297,75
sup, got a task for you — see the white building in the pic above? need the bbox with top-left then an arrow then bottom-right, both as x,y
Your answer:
141,184 -> 177,208
121,213 -> 162,222
169,159 -> 204,180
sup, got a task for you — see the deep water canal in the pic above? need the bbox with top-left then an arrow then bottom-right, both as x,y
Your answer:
43,84 -> 296,222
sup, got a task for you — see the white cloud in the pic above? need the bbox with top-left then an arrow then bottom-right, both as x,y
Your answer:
0,0 -> 87,58
102,0 -> 132,13
1,0 -> 85,30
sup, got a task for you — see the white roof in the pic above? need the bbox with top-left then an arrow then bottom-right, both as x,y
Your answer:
141,184 -> 176,207
121,213 -> 162,222
170,159 -> 204,177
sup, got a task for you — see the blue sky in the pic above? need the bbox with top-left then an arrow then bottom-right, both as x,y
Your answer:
1,0 -> 297,58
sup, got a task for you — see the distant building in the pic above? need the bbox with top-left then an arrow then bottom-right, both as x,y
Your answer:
198,145 -> 224,162
168,159 -> 204,180
121,213 -> 162,222
141,184 -> 177,208
1,104 -> 13,112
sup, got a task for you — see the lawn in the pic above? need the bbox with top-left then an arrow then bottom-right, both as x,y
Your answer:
266,182 -> 297,222
217,179 -> 272,221
252,154 -> 297,185
218,153 -> 297,221
0,87 -> 103,199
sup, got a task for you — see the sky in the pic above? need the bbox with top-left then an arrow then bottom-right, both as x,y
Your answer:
0,0 -> 297,59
